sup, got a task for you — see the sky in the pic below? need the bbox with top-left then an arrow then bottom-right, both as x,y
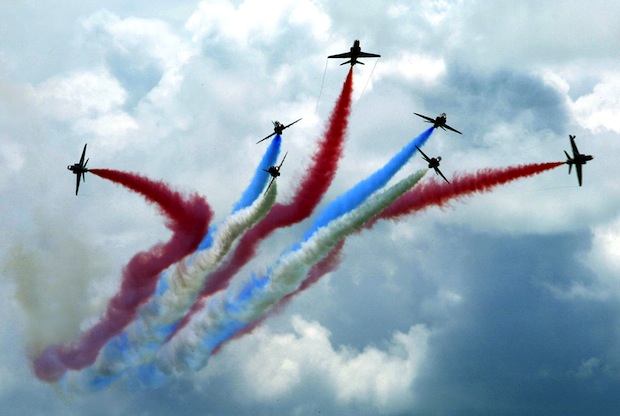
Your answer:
1,0 -> 620,414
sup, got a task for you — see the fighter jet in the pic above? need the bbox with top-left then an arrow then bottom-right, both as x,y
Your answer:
263,151 -> 288,194
328,40 -> 381,66
67,143 -> 89,195
564,134 -> 593,186
257,118 -> 302,144
414,112 -> 462,135
416,145 -> 449,184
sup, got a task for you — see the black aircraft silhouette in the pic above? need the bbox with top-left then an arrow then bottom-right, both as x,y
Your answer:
328,40 -> 381,66
564,135 -> 593,186
416,145 -> 449,184
263,151 -> 288,194
67,143 -> 89,195
257,118 -> 302,144
414,112 -> 462,135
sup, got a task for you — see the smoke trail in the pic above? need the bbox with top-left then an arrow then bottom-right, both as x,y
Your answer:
197,135 -> 282,251
32,169 -> 212,382
88,181 -> 278,382
212,240 -> 346,354
377,162 -> 565,222
224,161 -> 567,346
300,127 -> 433,242
233,135 -> 282,212
199,127 -> 436,350
157,169 -> 427,374
173,67 -> 355,334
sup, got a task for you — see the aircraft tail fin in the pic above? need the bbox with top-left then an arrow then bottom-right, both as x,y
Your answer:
340,60 -> 352,66
564,151 -> 573,175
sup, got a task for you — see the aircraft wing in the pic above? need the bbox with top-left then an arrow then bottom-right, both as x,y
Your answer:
278,151 -> 288,169
570,135 -> 580,157
256,132 -> 276,144
328,51 -> 353,59
576,162 -> 583,186
415,145 -> 431,163
264,176 -> 276,195
444,124 -> 463,135
414,113 -> 435,123
79,144 -> 87,166
357,51 -> 381,58
75,173 -> 81,195
283,118 -> 302,130
435,167 -> 450,184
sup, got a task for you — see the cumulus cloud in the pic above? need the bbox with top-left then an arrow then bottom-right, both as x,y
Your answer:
220,315 -> 429,413
186,0 -> 331,46
571,76 -> 620,134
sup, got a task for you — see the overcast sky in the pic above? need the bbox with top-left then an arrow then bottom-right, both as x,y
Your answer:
2,0 -> 620,414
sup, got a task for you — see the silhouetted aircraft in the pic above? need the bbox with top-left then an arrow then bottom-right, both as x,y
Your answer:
263,151 -> 288,194
257,118 -> 302,144
328,40 -> 381,66
414,112 -> 462,135
67,143 -> 89,195
416,146 -> 449,184
564,135 -> 593,186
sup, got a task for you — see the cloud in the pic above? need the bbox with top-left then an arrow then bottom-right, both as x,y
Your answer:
81,9 -> 196,108
221,315 -> 429,413
186,0 -> 331,46
570,75 -> 620,134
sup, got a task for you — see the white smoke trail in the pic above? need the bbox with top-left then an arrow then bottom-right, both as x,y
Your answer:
77,182 -> 277,386
157,169 -> 427,375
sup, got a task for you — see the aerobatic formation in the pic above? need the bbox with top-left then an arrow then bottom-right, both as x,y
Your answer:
39,40 -> 589,393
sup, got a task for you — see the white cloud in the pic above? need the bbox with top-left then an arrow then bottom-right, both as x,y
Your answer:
571,76 -> 620,134
81,9 -> 196,102
33,70 -> 127,120
220,315 -> 429,413
186,0 -> 330,46
374,52 -> 446,84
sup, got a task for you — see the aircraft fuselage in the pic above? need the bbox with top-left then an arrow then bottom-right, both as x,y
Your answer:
68,164 -> 88,174
266,166 -> 281,177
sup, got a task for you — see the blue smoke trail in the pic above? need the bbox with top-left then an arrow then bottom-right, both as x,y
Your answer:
301,127 -> 433,242
197,134 -> 282,250
153,169 -> 428,376
233,135 -> 282,212
152,135 -> 281,301
75,182 -> 279,392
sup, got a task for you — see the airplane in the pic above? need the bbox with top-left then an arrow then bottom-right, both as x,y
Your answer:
257,118 -> 302,144
414,112 -> 462,135
263,151 -> 288,194
327,40 -> 381,66
564,134 -> 593,186
67,143 -> 89,195
416,145 -> 449,184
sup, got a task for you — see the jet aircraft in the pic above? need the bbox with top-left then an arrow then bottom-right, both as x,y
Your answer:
327,40 -> 381,66
257,118 -> 302,144
414,112 -> 462,135
564,134 -> 593,186
67,143 -> 89,195
416,145 -> 449,184
263,151 -> 288,194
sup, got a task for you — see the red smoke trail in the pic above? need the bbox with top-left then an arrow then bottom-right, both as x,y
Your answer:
33,169 -> 212,382
291,162 -> 566,296
211,161 -> 565,351
376,162 -> 565,222
174,68 -> 354,335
